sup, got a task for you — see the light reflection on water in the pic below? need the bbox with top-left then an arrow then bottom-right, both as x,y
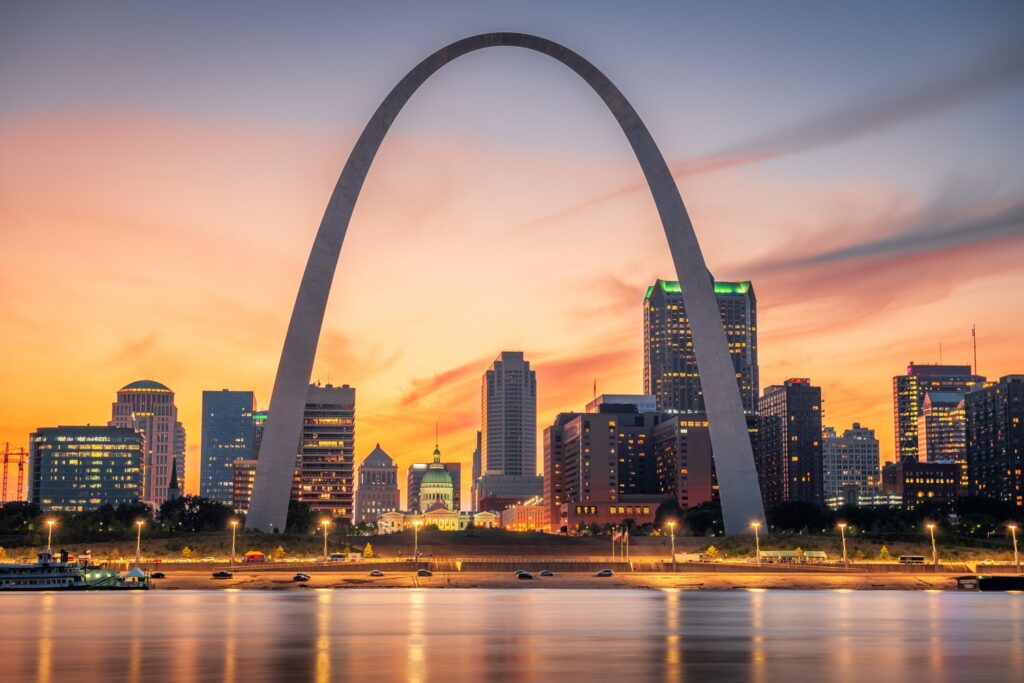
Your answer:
1,589 -> 1021,682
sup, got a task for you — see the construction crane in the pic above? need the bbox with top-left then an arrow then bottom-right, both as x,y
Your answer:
2,443 -> 27,502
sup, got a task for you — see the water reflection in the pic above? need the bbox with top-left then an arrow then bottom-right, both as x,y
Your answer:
0,589 -> 1021,682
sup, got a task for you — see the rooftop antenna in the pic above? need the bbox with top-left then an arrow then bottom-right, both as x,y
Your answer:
972,324 -> 978,375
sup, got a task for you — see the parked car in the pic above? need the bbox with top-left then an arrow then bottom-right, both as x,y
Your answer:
594,569 -> 615,577
517,571 -> 534,580
417,569 -> 433,577
201,557 -> 217,563
212,570 -> 233,579
539,570 -> 555,577
150,571 -> 166,579
514,570 -> 529,576
293,573 -> 311,582
368,569 -> 385,577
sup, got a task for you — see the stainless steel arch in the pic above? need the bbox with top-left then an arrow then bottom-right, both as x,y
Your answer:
245,32 -> 765,535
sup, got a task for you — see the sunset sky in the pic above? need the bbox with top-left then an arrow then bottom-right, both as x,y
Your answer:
2,2 -> 1023,505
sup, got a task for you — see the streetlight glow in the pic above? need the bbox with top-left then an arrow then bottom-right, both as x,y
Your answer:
46,519 -> 56,552
135,519 -> 144,567
230,520 -> 239,570
837,523 -> 848,569
413,520 -> 423,570
750,521 -> 761,566
926,523 -> 938,568
666,521 -> 677,572
321,519 -> 331,563
1009,524 -> 1020,574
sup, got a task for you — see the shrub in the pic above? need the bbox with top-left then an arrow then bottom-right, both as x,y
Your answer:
879,545 -> 891,561
270,546 -> 287,561
362,542 -> 374,559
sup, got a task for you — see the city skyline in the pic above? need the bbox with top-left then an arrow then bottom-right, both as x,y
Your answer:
3,2 -> 1024,499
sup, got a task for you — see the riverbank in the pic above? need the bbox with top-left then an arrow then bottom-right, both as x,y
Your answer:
151,569 -> 968,591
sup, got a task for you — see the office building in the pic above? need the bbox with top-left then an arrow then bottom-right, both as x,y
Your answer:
292,383 -> 355,520
918,391 -> 967,488
353,444 -> 399,524
231,459 -> 258,515
822,423 -> 880,502
470,430 -> 481,509
882,457 -> 959,510
110,380 -> 185,506
757,379 -> 824,507
965,375 -> 1024,508
200,389 -> 255,505
28,426 -> 143,512
893,363 -> 983,461
482,351 -> 537,476
644,278 -> 758,414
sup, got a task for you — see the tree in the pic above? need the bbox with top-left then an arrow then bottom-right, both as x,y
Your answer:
795,546 -> 805,559
270,546 -> 287,561
180,546 -> 194,559
286,501 -> 314,534
768,502 -> 833,533
705,545 -> 720,561
685,502 -> 723,537
0,546 -> 6,560
362,542 -> 374,559
879,545 -> 891,561
0,502 -> 42,535
654,498 -> 685,528
158,495 -> 233,533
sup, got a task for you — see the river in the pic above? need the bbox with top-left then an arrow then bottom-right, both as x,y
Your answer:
1,589 -> 1020,682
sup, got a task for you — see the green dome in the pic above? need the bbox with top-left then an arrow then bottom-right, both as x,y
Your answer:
421,467 -> 452,486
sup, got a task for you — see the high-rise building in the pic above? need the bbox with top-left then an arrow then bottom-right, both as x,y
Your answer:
252,410 -> 269,458
110,380 -> 185,507
418,444 -> 455,512
200,390 -> 255,505
757,379 -> 824,507
644,278 -> 758,414
965,375 -> 1024,508
482,351 -> 536,476
470,430 -> 481,509
292,383 -> 355,520
542,400 -> 670,531
444,462 -> 462,511
822,423 -> 880,506
231,459 -> 258,515
28,426 -> 143,512
893,363 -> 983,461
653,415 -> 718,510
353,444 -> 399,524
917,391 -> 967,488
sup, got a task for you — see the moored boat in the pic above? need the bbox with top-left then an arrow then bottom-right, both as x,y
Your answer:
0,549 -> 148,591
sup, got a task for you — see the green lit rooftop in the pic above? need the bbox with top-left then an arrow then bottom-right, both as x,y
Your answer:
644,279 -> 751,300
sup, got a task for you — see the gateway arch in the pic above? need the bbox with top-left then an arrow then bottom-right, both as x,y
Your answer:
246,32 -> 766,535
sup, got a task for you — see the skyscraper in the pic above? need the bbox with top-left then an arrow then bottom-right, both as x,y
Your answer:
482,351 -> 537,476
757,379 -> 824,507
644,278 -> 758,414
292,383 -> 355,520
965,375 -> 1024,508
893,363 -> 983,461
470,430 -> 481,508
110,380 -> 185,507
822,423 -> 880,507
353,444 -> 399,524
200,389 -> 255,505
28,426 -> 143,512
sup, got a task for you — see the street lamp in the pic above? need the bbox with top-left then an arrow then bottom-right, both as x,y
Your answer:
1009,524 -> 1020,574
321,519 -> 331,563
230,520 -> 238,570
667,522 -> 677,572
750,521 -> 761,566
412,520 -> 423,570
837,523 -> 848,569
135,520 -> 144,566
46,519 -> 56,551
926,523 -> 938,568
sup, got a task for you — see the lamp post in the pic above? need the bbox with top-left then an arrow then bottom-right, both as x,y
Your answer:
46,519 -> 56,552
135,520 -> 144,566
230,520 -> 238,570
321,519 -> 331,563
751,521 -> 761,566
927,523 -> 938,569
413,520 -> 422,570
667,522 -> 677,572
837,523 -> 848,569
1010,524 -> 1020,574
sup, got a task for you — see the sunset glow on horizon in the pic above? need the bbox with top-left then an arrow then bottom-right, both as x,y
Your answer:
2,2 -> 1023,504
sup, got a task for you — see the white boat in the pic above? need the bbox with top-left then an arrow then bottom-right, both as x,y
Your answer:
0,549 -> 148,591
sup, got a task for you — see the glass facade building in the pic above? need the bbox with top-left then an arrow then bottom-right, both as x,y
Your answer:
757,379 -> 824,507
893,363 -> 983,462
200,389 -> 255,505
292,383 -> 355,520
644,278 -> 758,415
28,426 -> 143,512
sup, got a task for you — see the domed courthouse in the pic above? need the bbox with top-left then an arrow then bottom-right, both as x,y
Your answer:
419,444 -> 454,512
